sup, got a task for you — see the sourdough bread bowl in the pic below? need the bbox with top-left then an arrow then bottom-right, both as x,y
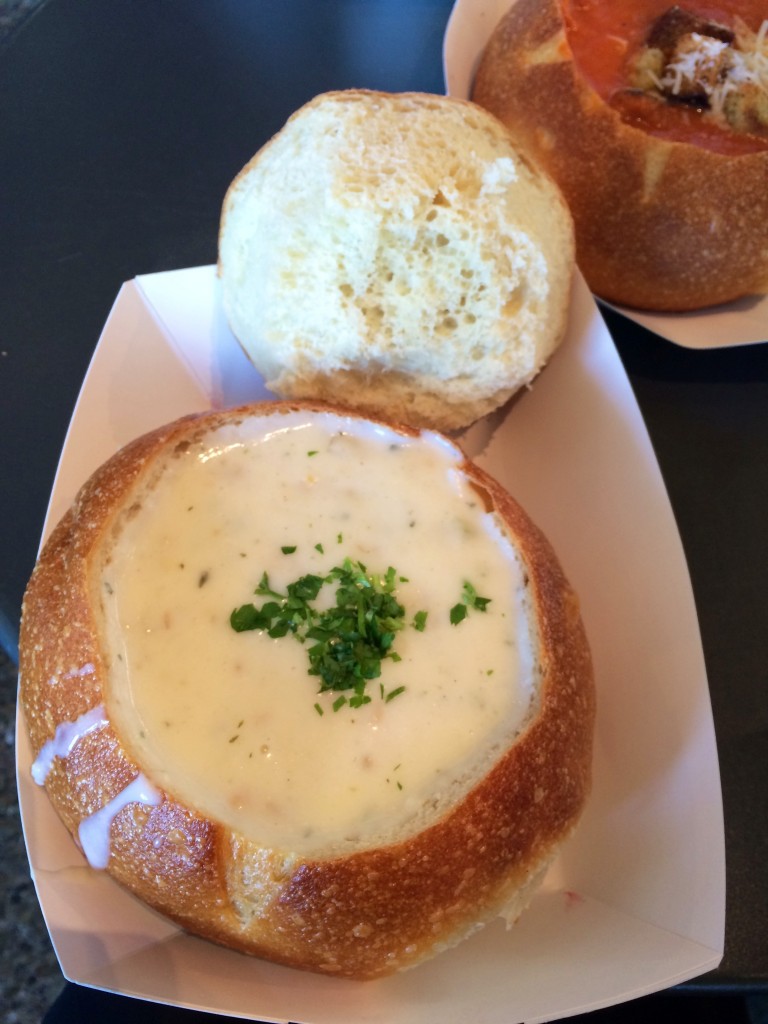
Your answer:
218,90 -> 575,431
471,0 -> 768,312
19,400 -> 594,979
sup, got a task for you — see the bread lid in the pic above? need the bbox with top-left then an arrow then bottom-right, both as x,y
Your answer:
218,90 -> 574,429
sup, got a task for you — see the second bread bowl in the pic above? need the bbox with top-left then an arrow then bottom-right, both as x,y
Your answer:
472,0 -> 768,312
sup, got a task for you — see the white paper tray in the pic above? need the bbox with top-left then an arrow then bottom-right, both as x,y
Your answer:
443,0 -> 768,349
17,265 -> 724,1022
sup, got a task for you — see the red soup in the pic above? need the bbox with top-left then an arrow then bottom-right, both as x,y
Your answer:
562,0 -> 768,155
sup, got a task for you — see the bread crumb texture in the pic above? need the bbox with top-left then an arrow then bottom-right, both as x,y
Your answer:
219,91 -> 574,430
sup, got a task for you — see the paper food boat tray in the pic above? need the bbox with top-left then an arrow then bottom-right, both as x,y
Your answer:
17,265 -> 724,1023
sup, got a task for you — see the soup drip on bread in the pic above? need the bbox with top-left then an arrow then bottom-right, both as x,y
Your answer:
564,1 -> 768,153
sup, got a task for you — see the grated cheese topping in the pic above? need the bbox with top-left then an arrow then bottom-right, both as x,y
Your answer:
657,19 -> 768,122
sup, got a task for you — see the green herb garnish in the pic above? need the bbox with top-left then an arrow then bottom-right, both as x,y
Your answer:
449,603 -> 468,626
384,685 -> 406,703
462,580 -> 491,611
450,581 -> 491,625
412,610 -> 428,632
281,545 -> 297,554
231,558 -> 412,708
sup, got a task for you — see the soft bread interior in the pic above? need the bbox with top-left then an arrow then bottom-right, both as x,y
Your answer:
218,91 -> 575,430
95,409 -> 541,856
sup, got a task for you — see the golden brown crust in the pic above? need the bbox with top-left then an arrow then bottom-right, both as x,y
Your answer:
19,400 -> 594,979
471,0 -> 768,311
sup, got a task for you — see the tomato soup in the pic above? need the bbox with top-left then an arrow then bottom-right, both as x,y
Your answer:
562,0 -> 768,154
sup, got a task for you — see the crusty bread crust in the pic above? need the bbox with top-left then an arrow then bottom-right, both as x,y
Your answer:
19,400 -> 594,979
471,0 -> 768,312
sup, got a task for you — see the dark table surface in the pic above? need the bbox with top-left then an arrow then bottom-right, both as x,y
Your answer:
3,0 -> 768,1020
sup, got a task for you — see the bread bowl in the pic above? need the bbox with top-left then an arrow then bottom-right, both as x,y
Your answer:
471,0 -> 768,312
19,400 -> 594,979
218,90 -> 575,431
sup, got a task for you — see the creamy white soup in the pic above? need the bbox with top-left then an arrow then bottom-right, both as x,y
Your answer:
100,410 -> 538,851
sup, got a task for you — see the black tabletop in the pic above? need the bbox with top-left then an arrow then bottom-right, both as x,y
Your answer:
3,0 -> 768,1018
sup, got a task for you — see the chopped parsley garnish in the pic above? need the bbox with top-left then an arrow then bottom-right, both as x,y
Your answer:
450,580 -> 491,625
231,558 -> 416,708
463,581 -> 492,612
449,603 -> 468,626
384,685 -> 406,703
281,545 -> 297,554
412,610 -> 428,632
